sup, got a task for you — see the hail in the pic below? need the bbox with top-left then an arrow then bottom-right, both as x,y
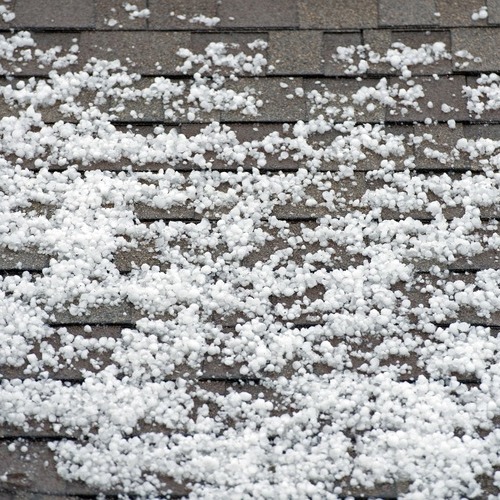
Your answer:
0,28 -> 499,500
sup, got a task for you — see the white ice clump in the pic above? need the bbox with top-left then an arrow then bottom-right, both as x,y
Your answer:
472,6 -> 488,21
123,2 -> 151,19
0,1 -> 14,23
189,14 -> 221,27
463,73 -> 500,118
333,41 -> 451,79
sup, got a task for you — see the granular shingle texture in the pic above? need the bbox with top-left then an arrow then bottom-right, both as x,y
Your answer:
268,31 -> 323,75
298,0 -> 377,29
218,0 -> 298,28
12,0 -> 95,28
379,0 -> 438,27
79,31 -> 190,75
452,27 -> 500,72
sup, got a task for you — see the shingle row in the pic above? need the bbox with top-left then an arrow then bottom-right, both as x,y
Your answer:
6,29 -> 500,78
9,0 -> 500,30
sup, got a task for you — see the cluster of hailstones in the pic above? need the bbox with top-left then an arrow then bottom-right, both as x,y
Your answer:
0,27 -> 499,499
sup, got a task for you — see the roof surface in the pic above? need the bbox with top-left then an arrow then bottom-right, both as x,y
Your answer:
1,1 -> 500,499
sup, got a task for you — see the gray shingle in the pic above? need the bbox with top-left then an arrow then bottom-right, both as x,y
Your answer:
51,303 -> 142,325
379,0 -> 439,27
305,78 -> 385,123
351,30 -> 452,77
0,441 -> 98,494
135,201 -> 199,220
464,123 -> 500,139
95,0 -> 148,30
392,30 -> 453,75
181,122 -> 305,170
413,122 -> 467,169
324,32 -> 363,77
217,0 -> 298,28
12,0 -> 95,28
386,76 -> 467,122
189,32 -> 269,77
5,33 -> 80,76
452,28 -> 500,72
437,0 -> 490,27
362,29 -> 394,74
488,0 -> 500,24
465,75 -> 500,121
298,0 -> 377,29
114,245 -> 166,272
100,78 -> 165,123
0,247 -> 50,270
149,0 -> 218,29
221,77 -> 307,122
79,31 -> 190,75
190,32 -> 269,54
0,440 -> 190,495
268,31 -> 323,75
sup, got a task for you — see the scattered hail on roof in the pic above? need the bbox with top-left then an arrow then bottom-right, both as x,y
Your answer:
0,18 -> 499,500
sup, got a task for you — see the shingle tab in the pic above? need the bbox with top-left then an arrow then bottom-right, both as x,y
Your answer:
6,33 -> 80,76
13,0 -> 95,28
190,32 -> 269,76
413,123 -> 467,169
360,29 -> 453,76
304,78 -> 385,123
0,441 -> 97,493
323,32 -> 363,77
217,0 -> 298,28
386,76 -> 468,122
0,247 -> 50,271
298,0 -> 377,29
379,0 -> 439,27
0,440 -> 189,496
464,123 -> 500,139
268,31 -> 323,75
437,0 -> 490,27
221,78 -> 307,122
392,30 -> 453,74
149,0 -> 218,29
452,27 -> 500,72
51,303 -> 142,325
362,29 -> 394,74
95,0 -> 148,30
488,0 -> 500,24
79,31 -> 190,75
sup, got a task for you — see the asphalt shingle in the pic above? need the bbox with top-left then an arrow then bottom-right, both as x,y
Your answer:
95,0 -> 148,30
386,76 -> 468,122
298,0 -> 377,29
217,0 -> 298,28
189,32 -> 269,76
10,32 -> 80,76
79,31 -> 190,75
305,78 -> 386,123
488,0 -> 500,24
323,32 -> 363,76
437,0 -> 490,27
12,0 -> 95,29
392,30 -> 453,74
268,31 -> 323,75
221,78 -> 307,122
413,123 -> 467,169
379,0 -> 439,27
148,0 -> 218,30
452,27 -> 500,72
